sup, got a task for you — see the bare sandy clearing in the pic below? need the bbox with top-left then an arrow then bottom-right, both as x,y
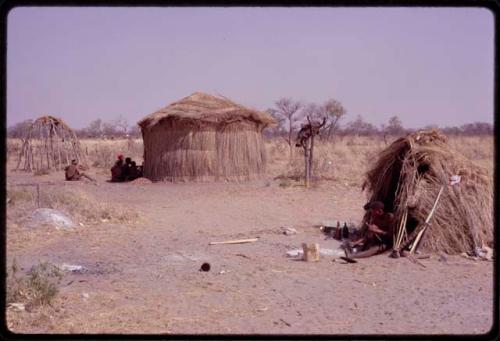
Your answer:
5,170 -> 493,335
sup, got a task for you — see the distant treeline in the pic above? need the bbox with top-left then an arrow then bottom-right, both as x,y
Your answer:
7,98 -> 493,140
264,116 -> 494,139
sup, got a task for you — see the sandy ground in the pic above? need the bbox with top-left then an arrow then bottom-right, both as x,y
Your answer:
5,169 -> 495,335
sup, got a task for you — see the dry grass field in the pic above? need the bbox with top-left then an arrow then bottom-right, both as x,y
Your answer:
5,135 -> 494,335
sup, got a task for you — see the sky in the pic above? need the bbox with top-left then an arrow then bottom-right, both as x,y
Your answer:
6,7 -> 494,129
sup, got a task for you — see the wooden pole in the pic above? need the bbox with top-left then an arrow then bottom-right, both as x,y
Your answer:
36,184 -> 40,208
309,134 -> 314,185
304,143 -> 310,188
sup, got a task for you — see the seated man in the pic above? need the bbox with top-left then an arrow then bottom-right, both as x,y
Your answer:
110,154 -> 124,182
121,157 -> 133,181
65,159 -> 81,181
127,161 -> 140,181
65,159 -> 94,182
347,201 -> 394,258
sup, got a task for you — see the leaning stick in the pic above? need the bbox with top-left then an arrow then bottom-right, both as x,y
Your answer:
209,238 -> 259,245
394,208 -> 408,250
410,186 -> 444,254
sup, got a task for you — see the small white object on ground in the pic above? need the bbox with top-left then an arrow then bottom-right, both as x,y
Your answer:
319,248 -> 347,257
81,293 -> 90,299
282,227 -> 297,235
286,248 -> 345,258
474,246 -> 493,260
322,220 -> 339,228
9,303 -> 25,311
286,249 -> 303,257
28,208 -> 75,229
60,263 -> 84,272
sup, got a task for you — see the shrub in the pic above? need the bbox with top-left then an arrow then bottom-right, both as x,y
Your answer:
7,259 -> 63,308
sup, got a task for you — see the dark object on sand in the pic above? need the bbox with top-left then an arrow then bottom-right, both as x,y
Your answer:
200,263 -> 211,272
340,243 -> 358,263
340,256 -> 357,264
342,222 -> 349,240
389,249 -> 401,258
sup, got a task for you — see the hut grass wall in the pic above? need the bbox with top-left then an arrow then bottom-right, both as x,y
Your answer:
142,120 -> 267,182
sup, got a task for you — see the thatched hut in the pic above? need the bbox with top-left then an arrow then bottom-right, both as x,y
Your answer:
138,92 -> 276,182
363,129 -> 493,255
16,115 -> 86,172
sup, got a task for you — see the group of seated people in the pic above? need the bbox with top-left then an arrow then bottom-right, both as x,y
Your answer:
110,154 -> 143,182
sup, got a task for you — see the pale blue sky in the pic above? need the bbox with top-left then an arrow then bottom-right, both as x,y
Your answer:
7,7 -> 494,129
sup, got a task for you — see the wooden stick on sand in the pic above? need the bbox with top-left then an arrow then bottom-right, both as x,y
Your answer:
209,238 -> 259,245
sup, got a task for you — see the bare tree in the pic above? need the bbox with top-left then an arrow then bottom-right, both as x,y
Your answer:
85,119 -> 103,138
128,124 -> 141,138
7,119 -> 33,139
345,115 -> 378,136
265,109 -> 287,138
102,121 -> 120,137
301,99 -> 346,140
319,99 -> 347,139
295,116 -> 326,187
460,122 -> 493,135
268,98 -> 303,160
385,115 -> 405,136
113,115 -> 129,135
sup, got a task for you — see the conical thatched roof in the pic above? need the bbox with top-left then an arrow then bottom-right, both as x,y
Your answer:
138,92 -> 276,129
363,129 -> 493,254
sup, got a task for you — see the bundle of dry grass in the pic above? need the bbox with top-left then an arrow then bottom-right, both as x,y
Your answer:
138,92 -> 276,182
15,115 -> 86,172
363,129 -> 493,254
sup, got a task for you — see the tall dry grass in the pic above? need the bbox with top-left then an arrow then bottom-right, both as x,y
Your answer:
6,185 -> 139,225
79,138 -> 143,168
8,135 -> 493,185
267,135 -> 493,186
6,137 -> 143,170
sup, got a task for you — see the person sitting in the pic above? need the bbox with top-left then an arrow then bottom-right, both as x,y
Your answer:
137,163 -> 143,178
65,159 -> 95,181
347,201 -> 395,258
110,154 -> 125,182
122,157 -> 133,181
127,161 -> 140,181
65,159 -> 81,181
